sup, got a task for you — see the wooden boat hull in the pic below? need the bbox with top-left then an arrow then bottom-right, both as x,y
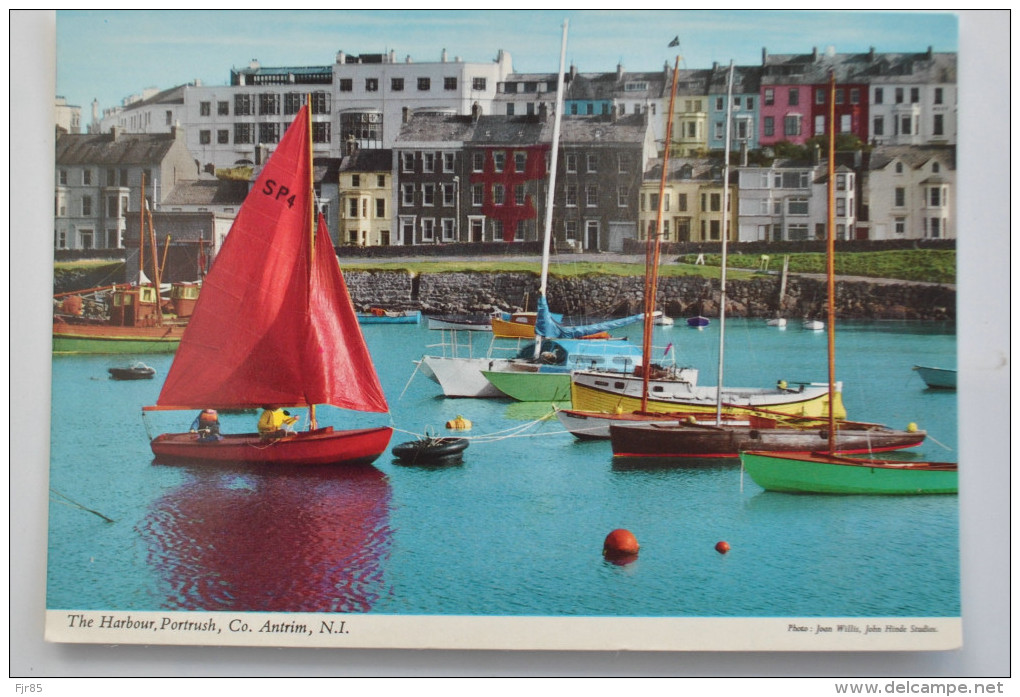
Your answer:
491,314 -> 539,339
357,310 -> 422,324
53,320 -> 185,354
108,366 -> 156,380
150,426 -> 393,467
482,369 -> 572,402
419,356 -> 509,398
427,316 -> 493,332
610,422 -> 925,459
557,408 -> 796,440
740,450 -> 958,495
570,371 -> 845,420
913,365 -> 956,390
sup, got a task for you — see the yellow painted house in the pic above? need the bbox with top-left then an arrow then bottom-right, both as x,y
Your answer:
638,159 -> 738,243
335,146 -> 394,247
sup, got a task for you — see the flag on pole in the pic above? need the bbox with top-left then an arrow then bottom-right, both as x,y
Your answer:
668,36 -> 679,47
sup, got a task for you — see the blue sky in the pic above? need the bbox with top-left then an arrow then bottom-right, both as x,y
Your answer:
56,9 -> 958,115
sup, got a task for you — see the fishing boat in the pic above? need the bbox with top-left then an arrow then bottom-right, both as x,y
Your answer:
740,451 -> 957,495
912,365 -> 957,390
357,308 -> 422,324
686,316 -> 710,328
556,406 -> 755,440
610,417 -> 925,459
803,319 -> 825,331
427,314 -> 495,332
766,318 -> 787,328
740,74 -> 955,495
144,103 -> 392,467
52,175 -> 196,354
108,362 -> 157,380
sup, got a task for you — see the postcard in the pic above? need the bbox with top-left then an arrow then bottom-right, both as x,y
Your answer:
18,9 -> 1007,668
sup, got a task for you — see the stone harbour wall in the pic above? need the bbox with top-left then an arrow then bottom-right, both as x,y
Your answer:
344,271 -> 956,322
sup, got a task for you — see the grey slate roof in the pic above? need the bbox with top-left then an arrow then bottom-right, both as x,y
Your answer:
55,131 -> 181,166
161,179 -> 249,206
867,145 -> 956,171
336,148 -> 393,173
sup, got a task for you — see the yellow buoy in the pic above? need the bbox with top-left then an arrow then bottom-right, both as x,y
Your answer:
446,415 -> 472,430
907,422 -> 918,433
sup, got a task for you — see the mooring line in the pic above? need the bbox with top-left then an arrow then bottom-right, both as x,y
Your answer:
49,488 -> 115,523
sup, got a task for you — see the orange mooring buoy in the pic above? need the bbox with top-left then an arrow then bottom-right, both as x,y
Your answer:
715,540 -> 731,554
603,529 -> 640,560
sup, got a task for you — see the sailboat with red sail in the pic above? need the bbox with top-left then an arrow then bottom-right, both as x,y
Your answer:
143,103 -> 392,467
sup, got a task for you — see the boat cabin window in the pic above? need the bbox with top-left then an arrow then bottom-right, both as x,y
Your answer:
652,386 -> 664,393
614,382 -> 625,389
140,287 -> 157,303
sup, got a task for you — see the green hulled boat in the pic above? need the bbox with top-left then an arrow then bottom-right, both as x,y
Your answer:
740,451 -> 958,495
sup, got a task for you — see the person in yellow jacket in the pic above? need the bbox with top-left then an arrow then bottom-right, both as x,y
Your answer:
257,406 -> 299,439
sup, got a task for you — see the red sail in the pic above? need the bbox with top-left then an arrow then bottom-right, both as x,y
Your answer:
154,106 -> 387,413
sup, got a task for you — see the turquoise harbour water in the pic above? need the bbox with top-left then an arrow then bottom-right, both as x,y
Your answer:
47,319 -> 958,618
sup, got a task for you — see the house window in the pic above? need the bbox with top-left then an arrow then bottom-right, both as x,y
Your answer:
348,198 -> 359,217
423,152 -> 435,173
787,198 -> 808,215
443,152 -> 455,172
217,129 -> 229,144
492,184 -> 504,206
234,123 -> 253,144
442,218 -> 455,241
417,77 -> 431,91
565,153 -> 578,173
929,218 -> 941,238
312,122 -> 330,143
218,101 -> 229,115
764,89 -> 774,105
443,184 -> 456,207
200,101 -> 211,116
836,198 -> 846,217
421,218 -> 435,241
493,152 -> 505,172
365,78 -> 379,92
678,193 -> 688,211
933,114 -> 944,136
565,220 -> 578,240
58,169 -> 67,185
491,219 -> 504,241
586,154 -> 597,173
422,183 -> 435,206
850,88 -> 859,104
814,115 -> 825,136
471,184 -> 483,206
514,151 -> 527,172
377,174 -> 386,187
402,152 -> 415,172
763,116 -> 774,137
283,93 -> 302,115
786,223 -> 808,240
401,184 -> 414,206
895,88 -> 904,104
911,87 -> 920,103
200,130 -> 211,144
873,116 -> 885,136
376,199 -> 385,217
506,103 -> 516,116
618,155 -> 628,174
514,185 -> 525,206
895,218 -> 906,234
444,77 -> 457,90
565,185 -> 577,207
391,78 -> 404,91
617,187 -> 628,207
472,77 -> 487,91
472,152 -> 484,172
815,88 -> 825,105
351,174 -> 361,187
339,79 -> 353,92
515,220 -> 526,241
784,115 -> 801,136
586,186 -> 598,207
894,187 -> 906,207
788,88 -> 799,106
929,187 -> 942,207
258,123 -> 280,143
82,169 -> 91,185
874,88 -> 884,104
234,95 -> 252,116
934,88 -> 943,105
259,93 -> 279,115
81,196 -> 92,216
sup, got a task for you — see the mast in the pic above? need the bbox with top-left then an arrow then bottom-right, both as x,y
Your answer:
826,71 -> 837,453
306,96 -> 318,430
714,61 -> 735,425
534,19 -> 568,359
147,204 -> 164,324
139,172 -> 146,283
640,55 -> 680,412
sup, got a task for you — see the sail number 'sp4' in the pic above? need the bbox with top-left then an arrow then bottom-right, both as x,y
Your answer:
262,179 -> 297,209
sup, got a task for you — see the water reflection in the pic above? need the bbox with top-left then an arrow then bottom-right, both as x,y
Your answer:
139,463 -> 392,613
